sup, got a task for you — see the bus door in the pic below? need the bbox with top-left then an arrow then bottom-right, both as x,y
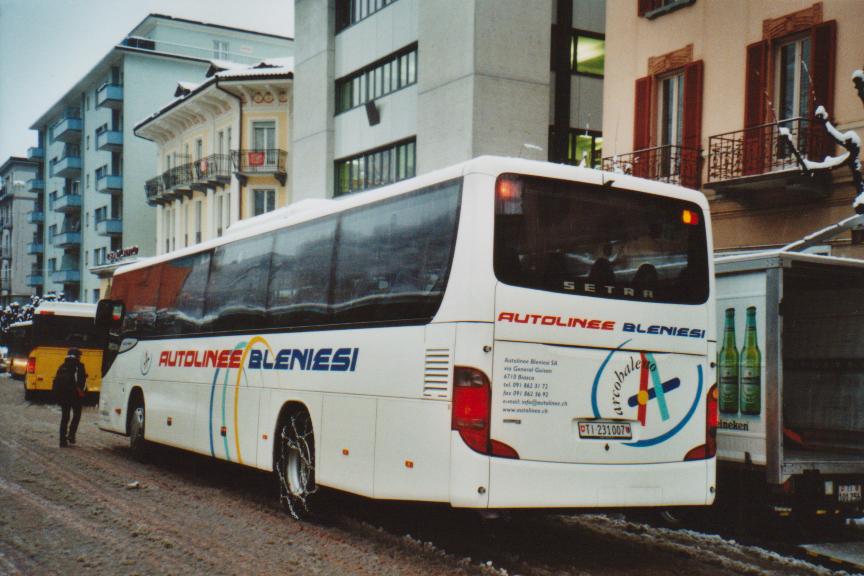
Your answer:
489,174 -> 712,467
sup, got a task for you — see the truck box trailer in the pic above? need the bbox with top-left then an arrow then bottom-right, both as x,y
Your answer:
715,251 -> 864,517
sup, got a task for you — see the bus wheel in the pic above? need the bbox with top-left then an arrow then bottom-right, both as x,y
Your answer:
276,411 -> 317,520
129,398 -> 148,460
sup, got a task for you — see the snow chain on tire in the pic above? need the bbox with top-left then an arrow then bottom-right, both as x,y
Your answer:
276,412 -> 317,520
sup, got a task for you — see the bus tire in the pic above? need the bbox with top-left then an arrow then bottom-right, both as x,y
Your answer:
129,396 -> 148,461
275,410 -> 317,520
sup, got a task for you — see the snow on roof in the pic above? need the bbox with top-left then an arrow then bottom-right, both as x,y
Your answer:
258,57 -> 294,68
853,69 -> 864,82
215,65 -> 293,79
34,301 -> 97,318
174,81 -> 199,97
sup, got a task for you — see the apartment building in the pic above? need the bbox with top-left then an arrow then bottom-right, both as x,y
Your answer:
293,0 -> 605,199
135,61 -> 293,256
602,0 -> 864,256
29,14 -> 293,302
0,157 -> 39,304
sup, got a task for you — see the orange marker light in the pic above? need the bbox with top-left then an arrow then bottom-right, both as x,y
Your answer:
496,177 -> 522,201
342,448 -> 350,456
682,209 -> 700,226
405,460 -> 414,469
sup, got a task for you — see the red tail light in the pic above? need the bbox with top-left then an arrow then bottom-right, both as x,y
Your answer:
452,366 -> 519,459
684,384 -> 718,461
26,357 -> 36,374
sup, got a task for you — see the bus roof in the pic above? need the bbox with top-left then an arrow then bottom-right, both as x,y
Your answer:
113,155 -> 710,278
34,302 -> 97,318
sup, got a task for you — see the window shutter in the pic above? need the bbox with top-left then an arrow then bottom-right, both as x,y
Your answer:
633,76 -> 652,177
682,60 -> 704,189
743,40 -> 768,175
808,20 -> 837,161
638,0 -> 660,17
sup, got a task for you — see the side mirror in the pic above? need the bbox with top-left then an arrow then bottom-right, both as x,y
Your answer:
96,299 -> 125,331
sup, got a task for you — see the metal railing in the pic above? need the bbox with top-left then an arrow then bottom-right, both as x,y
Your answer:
602,144 -> 702,187
145,176 -> 164,204
193,154 -> 232,182
163,162 -> 194,189
232,148 -> 287,174
707,117 -> 825,183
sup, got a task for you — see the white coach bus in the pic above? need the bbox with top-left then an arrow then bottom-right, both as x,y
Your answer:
97,156 -> 717,518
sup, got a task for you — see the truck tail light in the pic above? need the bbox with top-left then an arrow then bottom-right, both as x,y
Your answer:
452,366 -> 519,459
684,384 -> 718,461
26,357 -> 36,374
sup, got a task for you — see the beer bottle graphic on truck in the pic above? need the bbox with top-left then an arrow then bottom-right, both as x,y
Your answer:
740,306 -> 761,415
718,308 -> 739,414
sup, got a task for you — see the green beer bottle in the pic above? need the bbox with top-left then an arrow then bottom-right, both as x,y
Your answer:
718,308 -> 739,414
740,306 -> 761,415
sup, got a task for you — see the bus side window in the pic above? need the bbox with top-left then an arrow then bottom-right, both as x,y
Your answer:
157,251 -> 212,335
268,217 -> 336,328
206,233 -> 273,331
332,180 -> 460,324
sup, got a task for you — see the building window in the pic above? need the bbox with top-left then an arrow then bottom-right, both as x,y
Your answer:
336,44 -> 418,114
571,31 -> 605,77
251,121 -> 276,163
195,201 -> 202,243
335,138 -> 416,196
658,72 -> 684,149
253,189 -> 276,216
565,129 -> 603,168
336,0 -> 400,33
196,138 -> 203,162
776,35 -> 811,124
638,0 -> 696,19
213,40 -> 229,60
93,288 -> 100,302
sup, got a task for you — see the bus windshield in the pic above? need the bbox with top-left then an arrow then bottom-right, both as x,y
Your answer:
494,174 -> 709,305
32,315 -> 104,349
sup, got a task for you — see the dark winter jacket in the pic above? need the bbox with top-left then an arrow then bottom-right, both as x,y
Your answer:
53,357 -> 87,405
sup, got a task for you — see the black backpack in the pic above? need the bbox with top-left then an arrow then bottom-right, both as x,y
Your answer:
52,361 -> 75,401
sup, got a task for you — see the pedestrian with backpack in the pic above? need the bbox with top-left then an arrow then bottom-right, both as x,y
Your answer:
54,348 -> 87,448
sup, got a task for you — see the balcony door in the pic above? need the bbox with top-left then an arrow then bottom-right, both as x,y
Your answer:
658,72 -> 684,179
252,121 -> 276,167
776,35 -> 811,158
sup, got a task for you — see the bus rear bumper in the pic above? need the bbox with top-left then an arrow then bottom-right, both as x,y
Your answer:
486,456 -> 715,509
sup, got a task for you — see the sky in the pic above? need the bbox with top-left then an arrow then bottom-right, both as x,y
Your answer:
0,0 -> 294,161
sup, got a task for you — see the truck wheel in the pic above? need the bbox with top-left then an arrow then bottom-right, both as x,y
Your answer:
275,410 -> 317,520
129,398 -> 148,461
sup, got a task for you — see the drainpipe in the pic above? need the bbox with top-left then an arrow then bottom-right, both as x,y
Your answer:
215,78 -> 243,224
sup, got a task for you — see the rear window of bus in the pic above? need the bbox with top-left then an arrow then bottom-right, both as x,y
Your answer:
494,174 -> 709,305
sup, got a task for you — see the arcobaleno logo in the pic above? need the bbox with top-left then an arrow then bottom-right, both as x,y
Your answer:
158,347 -> 359,372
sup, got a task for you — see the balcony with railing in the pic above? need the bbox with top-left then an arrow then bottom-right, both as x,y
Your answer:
27,146 -> 44,161
53,230 -> 81,249
96,83 -> 123,109
96,173 -> 123,194
193,154 -> 232,189
51,146 -> 82,178
51,108 -> 83,143
145,175 -> 165,206
163,161 -> 194,196
232,149 -> 288,185
53,190 -> 81,213
27,208 -> 44,224
27,241 -> 44,255
95,216 -> 122,237
51,268 -> 81,283
27,178 -> 44,193
602,144 -> 702,188
96,126 -> 123,152
27,270 -> 44,286
705,117 -> 833,199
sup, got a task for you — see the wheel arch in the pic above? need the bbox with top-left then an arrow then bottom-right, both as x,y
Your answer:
272,401 -> 313,466
126,386 -> 145,436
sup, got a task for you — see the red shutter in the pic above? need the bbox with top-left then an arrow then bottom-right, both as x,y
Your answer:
743,40 -> 769,175
633,76 -> 652,177
638,0 -> 661,17
808,20 -> 837,161
682,60 -> 704,189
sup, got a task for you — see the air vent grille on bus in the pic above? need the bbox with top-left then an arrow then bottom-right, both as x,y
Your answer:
423,348 -> 451,399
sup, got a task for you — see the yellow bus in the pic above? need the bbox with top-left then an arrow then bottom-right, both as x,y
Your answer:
24,302 -> 104,403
